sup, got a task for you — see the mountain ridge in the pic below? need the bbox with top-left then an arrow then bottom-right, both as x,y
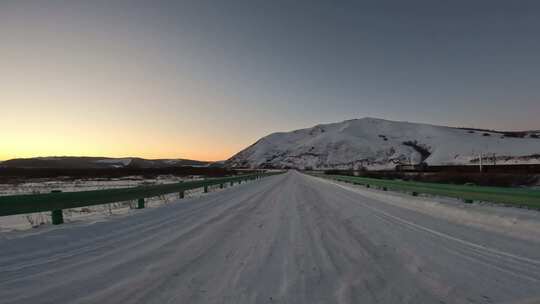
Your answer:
0,156 -> 212,169
226,117 -> 540,169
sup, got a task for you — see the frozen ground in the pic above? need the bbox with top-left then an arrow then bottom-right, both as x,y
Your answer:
1,171 -> 539,303
0,175 -> 196,196
0,175 -> 208,232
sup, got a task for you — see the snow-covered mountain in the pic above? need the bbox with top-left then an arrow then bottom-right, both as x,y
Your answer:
226,118 -> 540,170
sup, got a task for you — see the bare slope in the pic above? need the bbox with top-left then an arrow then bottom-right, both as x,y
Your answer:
227,117 -> 540,169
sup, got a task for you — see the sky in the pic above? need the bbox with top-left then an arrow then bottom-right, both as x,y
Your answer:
1,0 -> 539,161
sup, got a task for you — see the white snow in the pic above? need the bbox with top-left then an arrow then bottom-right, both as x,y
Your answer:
227,117 -> 540,169
0,175 -> 209,232
1,172 -> 540,303
94,158 -> 133,166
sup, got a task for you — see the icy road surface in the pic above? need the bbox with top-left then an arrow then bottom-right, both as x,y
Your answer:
1,171 -> 540,304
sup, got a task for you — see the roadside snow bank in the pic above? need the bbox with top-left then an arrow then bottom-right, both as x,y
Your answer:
315,176 -> 540,242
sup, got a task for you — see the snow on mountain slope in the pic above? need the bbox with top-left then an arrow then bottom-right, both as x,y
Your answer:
226,118 -> 540,169
95,158 -> 133,167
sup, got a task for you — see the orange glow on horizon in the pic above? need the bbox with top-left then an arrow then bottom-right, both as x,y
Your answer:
0,105 -> 244,162
0,147 -> 238,163
0,123 -> 241,161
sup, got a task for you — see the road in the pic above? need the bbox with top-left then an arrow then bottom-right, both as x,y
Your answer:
1,171 -> 540,304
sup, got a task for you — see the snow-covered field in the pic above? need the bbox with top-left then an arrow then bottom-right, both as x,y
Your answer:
0,175 -> 190,196
0,175 -> 214,232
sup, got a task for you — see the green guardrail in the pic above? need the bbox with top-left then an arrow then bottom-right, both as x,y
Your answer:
0,172 -> 282,224
315,174 -> 540,209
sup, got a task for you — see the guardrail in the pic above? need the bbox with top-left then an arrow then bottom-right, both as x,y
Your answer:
0,172 -> 282,224
314,174 -> 540,210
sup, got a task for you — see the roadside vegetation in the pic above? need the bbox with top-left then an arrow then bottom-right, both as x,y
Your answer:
0,167 -> 236,184
318,174 -> 540,210
322,168 -> 540,187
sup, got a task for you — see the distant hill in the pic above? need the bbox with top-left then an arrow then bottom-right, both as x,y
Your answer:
226,117 -> 540,170
0,157 -> 212,169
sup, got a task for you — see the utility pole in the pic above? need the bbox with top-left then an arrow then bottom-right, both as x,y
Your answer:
479,152 -> 483,173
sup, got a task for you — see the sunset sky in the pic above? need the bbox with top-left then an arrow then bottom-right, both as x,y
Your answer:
1,0 -> 539,161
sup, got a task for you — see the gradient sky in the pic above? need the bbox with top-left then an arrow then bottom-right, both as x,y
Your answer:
1,0 -> 539,161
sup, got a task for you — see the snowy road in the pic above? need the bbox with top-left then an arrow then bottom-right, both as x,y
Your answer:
1,171 -> 540,304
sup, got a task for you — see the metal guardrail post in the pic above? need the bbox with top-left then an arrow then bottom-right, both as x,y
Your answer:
51,209 -> 64,225
50,190 -> 64,225
137,198 -> 145,209
0,172 -> 284,218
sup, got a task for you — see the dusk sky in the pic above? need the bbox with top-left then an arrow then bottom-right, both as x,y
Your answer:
1,0 -> 539,161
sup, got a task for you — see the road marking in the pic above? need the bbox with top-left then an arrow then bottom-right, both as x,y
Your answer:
331,181 -> 540,267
